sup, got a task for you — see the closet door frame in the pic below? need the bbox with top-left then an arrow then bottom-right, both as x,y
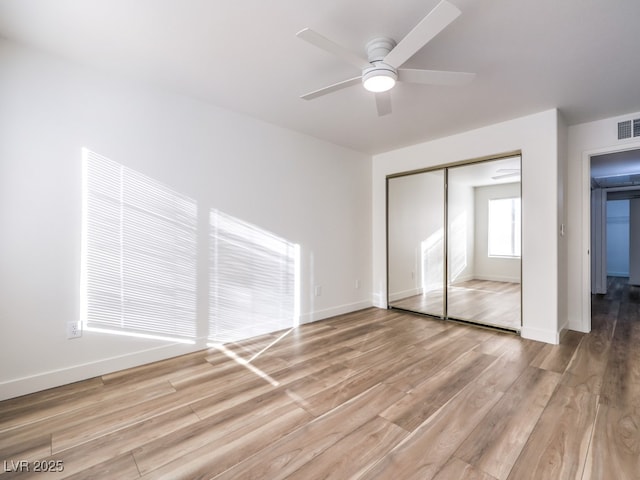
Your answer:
386,150 -> 522,332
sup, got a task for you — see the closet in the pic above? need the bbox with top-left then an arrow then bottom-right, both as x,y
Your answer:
387,155 -> 522,331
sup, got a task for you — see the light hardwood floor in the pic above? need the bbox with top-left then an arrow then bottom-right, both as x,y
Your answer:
1,276 -> 638,479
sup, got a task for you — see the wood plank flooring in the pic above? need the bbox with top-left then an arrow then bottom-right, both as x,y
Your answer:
1,276 -> 638,479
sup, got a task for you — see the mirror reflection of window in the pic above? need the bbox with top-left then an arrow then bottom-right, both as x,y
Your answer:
488,197 -> 521,258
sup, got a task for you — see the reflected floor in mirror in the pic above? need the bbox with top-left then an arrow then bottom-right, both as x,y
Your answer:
390,279 -> 521,330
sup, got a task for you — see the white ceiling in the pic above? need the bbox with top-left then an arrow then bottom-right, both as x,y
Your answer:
1,0 -> 640,154
449,155 -> 521,187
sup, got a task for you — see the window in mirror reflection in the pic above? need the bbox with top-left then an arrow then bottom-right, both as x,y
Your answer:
488,197 -> 521,257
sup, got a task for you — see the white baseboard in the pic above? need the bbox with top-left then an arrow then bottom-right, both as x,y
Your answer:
450,274 -> 474,284
388,288 -> 421,302
299,299 -> 374,325
520,325 -> 559,344
372,294 -> 386,309
0,300 -> 374,401
473,274 -> 521,284
557,319 -> 571,342
0,341 -> 206,402
568,320 -> 590,333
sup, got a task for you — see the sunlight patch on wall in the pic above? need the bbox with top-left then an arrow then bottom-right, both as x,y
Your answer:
209,209 -> 301,344
80,148 -> 198,343
449,212 -> 468,282
421,227 -> 444,293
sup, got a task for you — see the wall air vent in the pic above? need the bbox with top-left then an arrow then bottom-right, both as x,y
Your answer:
618,120 -> 632,139
634,118 -> 640,137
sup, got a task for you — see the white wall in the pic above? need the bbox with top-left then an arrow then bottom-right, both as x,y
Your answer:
566,111 -> 640,332
0,40 -> 372,400
473,183 -> 521,283
373,109 -> 561,344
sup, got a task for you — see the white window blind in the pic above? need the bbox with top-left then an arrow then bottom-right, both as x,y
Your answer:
81,149 -> 197,342
209,209 -> 300,344
488,197 -> 521,258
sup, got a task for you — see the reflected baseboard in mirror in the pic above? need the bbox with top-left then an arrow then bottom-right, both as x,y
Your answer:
389,279 -> 521,331
389,291 -> 444,317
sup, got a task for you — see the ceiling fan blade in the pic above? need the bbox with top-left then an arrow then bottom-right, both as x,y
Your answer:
375,91 -> 392,116
398,68 -> 475,86
300,76 -> 362,100
296,28 -> 370,69
383,0 -> 461,68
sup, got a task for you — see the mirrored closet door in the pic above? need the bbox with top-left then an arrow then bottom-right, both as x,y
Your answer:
387,155 -> 522,331
387,169 -> 445,317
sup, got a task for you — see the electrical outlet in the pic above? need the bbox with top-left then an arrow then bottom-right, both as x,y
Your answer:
314,285 -> 322,297
355,279 -> 361,289
67,321 -> 82,339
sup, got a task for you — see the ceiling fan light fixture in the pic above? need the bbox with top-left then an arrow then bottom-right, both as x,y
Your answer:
362,66 -> 397,93
296,0 -> 473,115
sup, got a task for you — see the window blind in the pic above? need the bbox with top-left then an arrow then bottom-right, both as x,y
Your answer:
81,149 -> 197,341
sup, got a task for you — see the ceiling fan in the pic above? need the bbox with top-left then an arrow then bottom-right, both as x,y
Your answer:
296,0 -> 475,116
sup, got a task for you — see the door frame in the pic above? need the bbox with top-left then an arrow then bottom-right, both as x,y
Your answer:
582,140 -> 640,332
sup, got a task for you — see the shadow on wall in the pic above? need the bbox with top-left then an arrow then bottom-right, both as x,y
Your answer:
80,148 -> 300,350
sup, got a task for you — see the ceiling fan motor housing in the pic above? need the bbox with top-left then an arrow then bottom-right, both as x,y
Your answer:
362,37 -> 398,92
365,37 -> 396,62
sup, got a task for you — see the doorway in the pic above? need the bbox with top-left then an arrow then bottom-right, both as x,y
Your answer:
387,154 -> 522,331
590,148 -> 640,296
